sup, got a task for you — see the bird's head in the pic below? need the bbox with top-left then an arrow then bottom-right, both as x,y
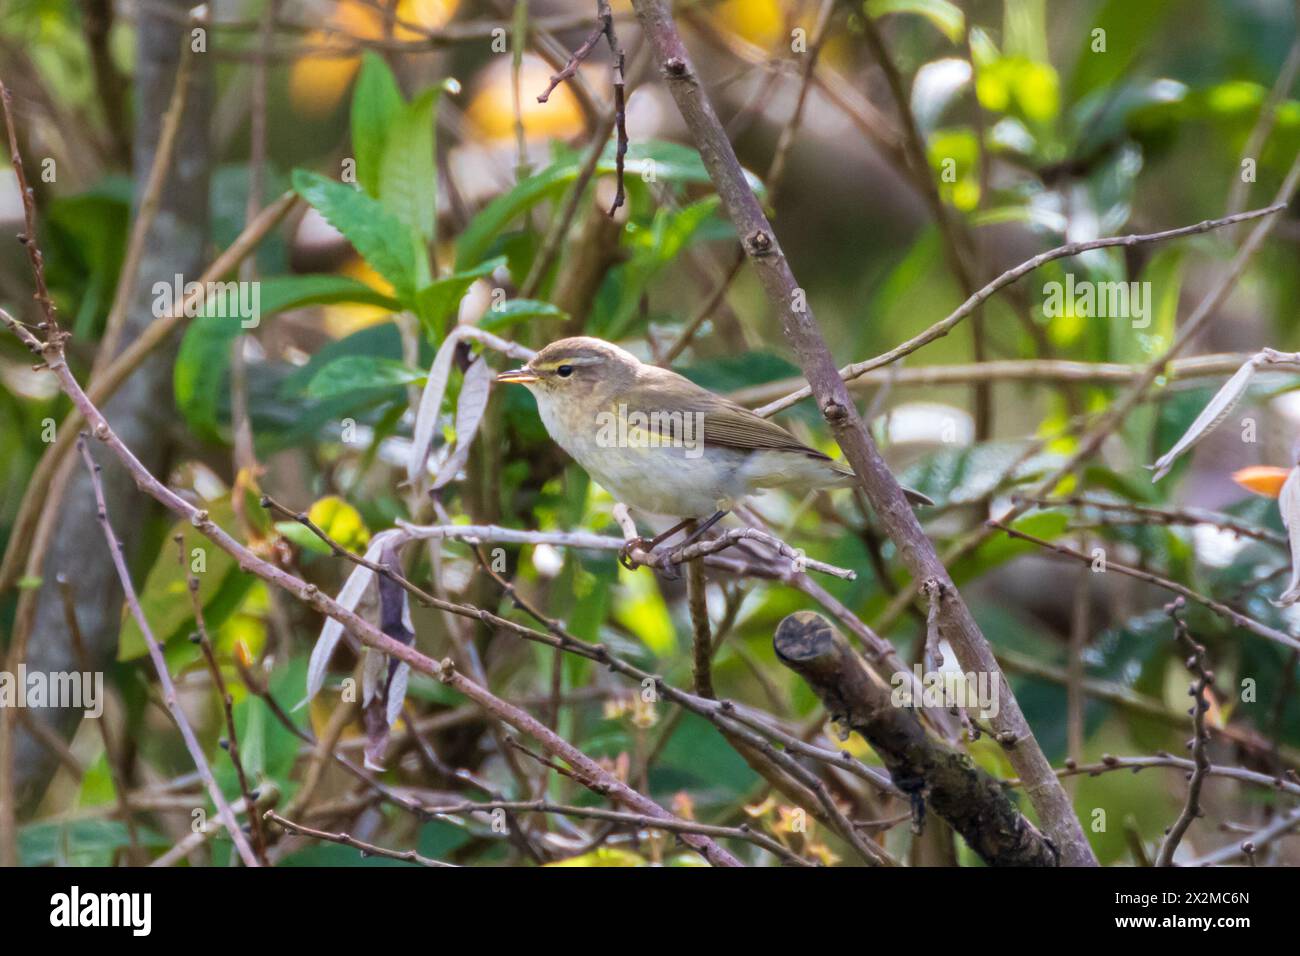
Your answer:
496,336 -> 641,403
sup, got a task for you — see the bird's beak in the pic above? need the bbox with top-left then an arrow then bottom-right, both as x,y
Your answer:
1233,465 -> 1292,499
496,367 -> 539,385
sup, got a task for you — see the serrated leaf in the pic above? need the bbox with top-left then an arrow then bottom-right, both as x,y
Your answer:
292,169 -> 419,302
351,52 -> 404,197
378,87 -> 441,246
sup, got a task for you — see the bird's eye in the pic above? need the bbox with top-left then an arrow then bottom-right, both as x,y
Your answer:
556,365 -> 574,378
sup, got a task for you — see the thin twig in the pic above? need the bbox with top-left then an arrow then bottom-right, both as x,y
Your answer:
1155,599 -> 1214,866
1189,804 -> 1300,866
756,203 -> 1289,417
77,436 -> 259,867
93,26 -> 196,373
176,535 -> 268,863
417,797 -> 813,866
988,520 -> 1300,652
540,2 -> 625,215
264,810 -> 456,867
686,520 -> 715,699
630,0 -> 1094,865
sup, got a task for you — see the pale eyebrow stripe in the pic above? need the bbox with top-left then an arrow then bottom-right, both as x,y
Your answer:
537,354 -> 604,368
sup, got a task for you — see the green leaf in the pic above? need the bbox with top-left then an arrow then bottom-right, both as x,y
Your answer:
119,499 -> 254,661
478,298 -> 568,332
378,86 -> 444,248
413,257 -> 505,338
596,197 -> 720,338
866,0 -> 965,42
175,275 -> 399,441
20,819 -> 168,866
276,521 -> 334,555
951,511 -> 1070,587
291,169 -> 419,301
455,141 -> 761,271
307,356 -> 424,399
351,52 -> 405,197
455,164 -> 580,272
1068,0 -> 1177,100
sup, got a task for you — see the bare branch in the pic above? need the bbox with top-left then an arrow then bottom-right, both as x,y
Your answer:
629,0 -> 1096,865
77,437 -> 260,868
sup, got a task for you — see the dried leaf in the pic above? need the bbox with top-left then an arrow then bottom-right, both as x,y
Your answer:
305,530 -> 400,701
408,329 -> 465,485
1273,467 -> 1300,607
432,355 -> 493,490
1150,355 -> 1262,482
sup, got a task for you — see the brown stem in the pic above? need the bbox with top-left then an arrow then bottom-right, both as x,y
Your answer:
629,0 -> 1096,866
774,611 -> 1058,866
78,437 -> 259,867
1154,599 -> 1214,866
686,520 -> 715,699
1,306 -> 740,867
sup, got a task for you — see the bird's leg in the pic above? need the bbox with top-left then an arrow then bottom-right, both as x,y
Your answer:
681,509 -> 727,547
647,516 -> 696,550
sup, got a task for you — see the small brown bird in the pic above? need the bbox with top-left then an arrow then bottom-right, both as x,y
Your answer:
498,337 -> 930,549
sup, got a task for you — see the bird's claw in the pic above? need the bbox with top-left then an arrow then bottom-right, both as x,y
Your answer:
618,537 -> 654,571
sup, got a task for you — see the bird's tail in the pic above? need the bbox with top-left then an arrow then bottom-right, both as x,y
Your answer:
828,460 -> 933,507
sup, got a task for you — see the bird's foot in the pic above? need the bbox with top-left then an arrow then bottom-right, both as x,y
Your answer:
618,537 -> 655,571
655,547 -> 686,580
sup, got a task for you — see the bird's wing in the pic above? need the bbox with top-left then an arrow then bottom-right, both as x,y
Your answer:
621,369 -> 829,457
621,368 -> 934,506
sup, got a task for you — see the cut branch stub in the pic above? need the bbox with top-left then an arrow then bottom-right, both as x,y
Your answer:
773,611 -> 1059,867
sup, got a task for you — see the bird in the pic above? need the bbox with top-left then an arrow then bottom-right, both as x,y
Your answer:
496,336 -> 931,563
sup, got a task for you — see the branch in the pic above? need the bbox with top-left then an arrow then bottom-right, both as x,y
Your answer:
773,612 -> 1058,867
755,204 -> 1287,418
1155,599 -> 1213,866
0,310 -> 741,869
536,0 -> 627,214
629,0 -> 1096,866
415,798 -> 813,866
685,519 -> 715,698
989,520 -> 1300,652
77,437 -> 260,868
391,511 -> 855,580
730,353 -> 1265,407
1189,805 -> 1300,866
178,535 -> 268,864
264,810 -> 456,868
